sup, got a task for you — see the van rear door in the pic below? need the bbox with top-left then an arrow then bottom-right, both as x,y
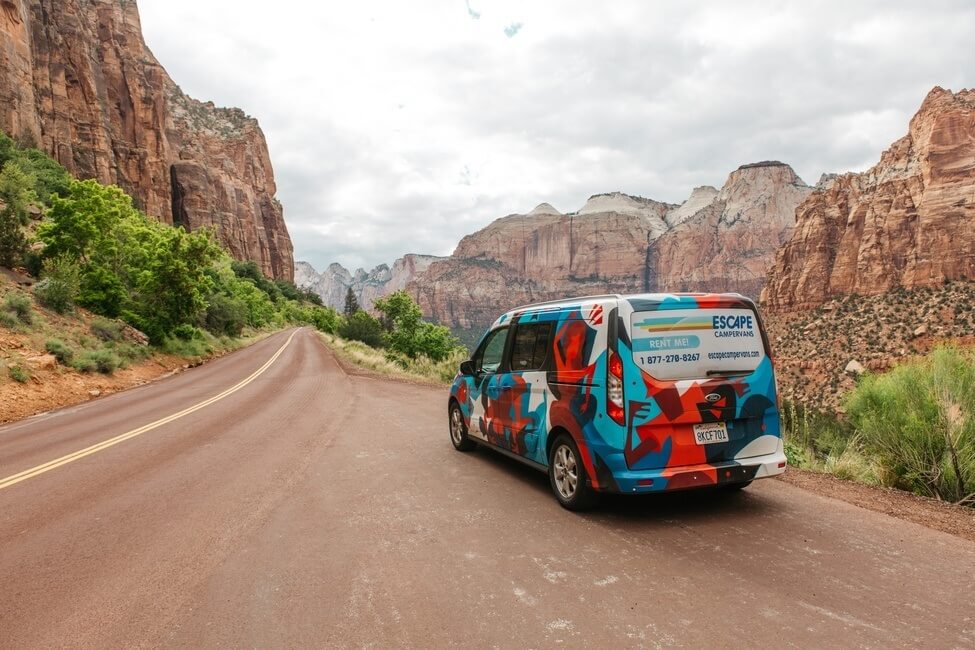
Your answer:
621,301 -> 778,472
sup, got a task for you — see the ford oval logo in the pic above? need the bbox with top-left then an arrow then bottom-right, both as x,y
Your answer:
705,393 -> 722,404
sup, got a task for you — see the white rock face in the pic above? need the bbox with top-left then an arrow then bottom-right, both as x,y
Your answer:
577,191 -> 672,219
295,254 -> 444,311
664,185 -> 719,228
528,202 -> 561,216
293,261 -> 326,290
716,161 -> 811,230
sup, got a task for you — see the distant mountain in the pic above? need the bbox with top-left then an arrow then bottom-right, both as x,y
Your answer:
405,163 -> 810,336
295,255 -> 443,311
763,86 -> 975,310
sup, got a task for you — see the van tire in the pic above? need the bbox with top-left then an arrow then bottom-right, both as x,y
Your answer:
449,403 -> 477,452
548,434 -> 598,511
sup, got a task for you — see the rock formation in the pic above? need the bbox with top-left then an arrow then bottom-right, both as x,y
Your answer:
296,255 -> 444,311
0,0 -> 294,280
403,163 -> 809,336
647,162 -> 811,298
762,87 -> 975,310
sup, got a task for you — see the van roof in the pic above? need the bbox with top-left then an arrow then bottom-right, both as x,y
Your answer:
507,292 -> 751,315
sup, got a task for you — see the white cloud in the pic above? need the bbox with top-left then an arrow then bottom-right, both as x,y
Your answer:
138,0 -> 975,272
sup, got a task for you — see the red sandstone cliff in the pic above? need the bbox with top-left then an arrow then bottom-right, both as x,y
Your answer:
0,0 -> 294,280
406,165 -> 808,334
648,162 -> 811,297
762,87 -> 975,310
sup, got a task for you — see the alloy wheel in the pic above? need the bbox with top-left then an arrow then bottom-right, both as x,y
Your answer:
553,444 -> 578,499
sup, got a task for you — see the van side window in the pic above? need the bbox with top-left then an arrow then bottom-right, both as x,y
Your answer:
510,322 -> 553,371
474,327 -> 508,374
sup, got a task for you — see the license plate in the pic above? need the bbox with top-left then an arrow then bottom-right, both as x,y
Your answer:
693,422 -> 729,445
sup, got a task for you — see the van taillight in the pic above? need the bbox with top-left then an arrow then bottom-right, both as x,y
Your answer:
607,350 -> 625,425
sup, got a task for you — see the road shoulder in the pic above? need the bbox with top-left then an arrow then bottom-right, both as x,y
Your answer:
0,331 -> 278,425
776,468 -> 975,543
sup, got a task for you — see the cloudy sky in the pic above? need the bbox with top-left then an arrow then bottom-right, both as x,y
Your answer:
139,0 -> 974,273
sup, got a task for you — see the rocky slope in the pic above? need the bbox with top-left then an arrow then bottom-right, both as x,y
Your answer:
0,0 -> 293,280
765,282 -> 975,411
406,164 -> 809,336
296,255 -> 443,311
763,87 -> 975,310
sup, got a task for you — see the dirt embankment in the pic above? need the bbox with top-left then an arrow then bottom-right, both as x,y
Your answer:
765,282 -> 975,411
0,276 -> 268,424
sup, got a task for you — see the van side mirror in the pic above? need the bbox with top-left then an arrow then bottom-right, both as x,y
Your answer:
459,360 -> 475,376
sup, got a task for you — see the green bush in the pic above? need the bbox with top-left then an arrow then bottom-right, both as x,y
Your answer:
231,260 -> 282,302
280,300 -> 340,334
204,292 -> 248,337
45,338 -> 74,364
34,254 -> 80,314
91,317 -> 123,342
90,349 -> 120,374
114,342 -> 151,363
8,364 -> 30,383
374,291 -> 461,361
40,179 -> 221,342
72,349 -> 120,374
172,323 -> 205,341
0,310 -> 18,329
846,346 -> 975,503
0,131 -> 70,203
161,334 -> 213,358
339,310 -> 385,347
3,292 -> 32,325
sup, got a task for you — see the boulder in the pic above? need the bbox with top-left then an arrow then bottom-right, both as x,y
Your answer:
26,354 -> 57,370
120,324 -> 150,347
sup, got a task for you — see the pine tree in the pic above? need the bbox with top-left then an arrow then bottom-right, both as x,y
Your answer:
344,286 -> 360,317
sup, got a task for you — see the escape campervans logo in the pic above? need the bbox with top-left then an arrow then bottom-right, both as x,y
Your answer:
712,314 -> 756,338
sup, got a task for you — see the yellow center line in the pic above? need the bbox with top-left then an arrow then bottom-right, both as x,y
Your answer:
0,329 -> 301,492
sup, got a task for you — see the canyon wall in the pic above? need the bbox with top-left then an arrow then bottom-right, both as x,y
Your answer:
0,0 -> 294,280
762,87 -> 975,310
647,162 -> 812,297
399,164 -> 809,335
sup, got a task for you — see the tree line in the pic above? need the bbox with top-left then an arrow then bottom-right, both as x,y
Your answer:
0,130 -> 462,365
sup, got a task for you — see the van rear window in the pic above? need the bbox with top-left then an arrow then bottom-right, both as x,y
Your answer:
629,308 -> 766,380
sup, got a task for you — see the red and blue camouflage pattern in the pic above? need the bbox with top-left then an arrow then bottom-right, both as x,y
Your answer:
449,293 -> 784,493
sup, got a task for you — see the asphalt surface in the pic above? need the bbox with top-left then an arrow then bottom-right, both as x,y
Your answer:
0,327 -> 972,648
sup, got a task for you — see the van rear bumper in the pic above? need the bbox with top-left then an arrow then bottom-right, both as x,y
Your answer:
598,449 -> 787,494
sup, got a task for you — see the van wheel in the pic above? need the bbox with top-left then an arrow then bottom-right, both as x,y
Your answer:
449,403 -> 476,451
548,435 -> 598,511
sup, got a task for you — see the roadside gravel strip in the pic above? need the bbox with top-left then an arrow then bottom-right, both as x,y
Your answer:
777,469 -> 975,543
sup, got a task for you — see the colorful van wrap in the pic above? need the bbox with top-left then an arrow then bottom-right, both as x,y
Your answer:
449,293 -> 786,501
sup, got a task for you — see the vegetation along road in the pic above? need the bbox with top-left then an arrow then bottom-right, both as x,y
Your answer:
0,328 -> 972,648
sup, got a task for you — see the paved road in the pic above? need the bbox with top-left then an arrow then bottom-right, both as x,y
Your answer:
0,328 -> 972,648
